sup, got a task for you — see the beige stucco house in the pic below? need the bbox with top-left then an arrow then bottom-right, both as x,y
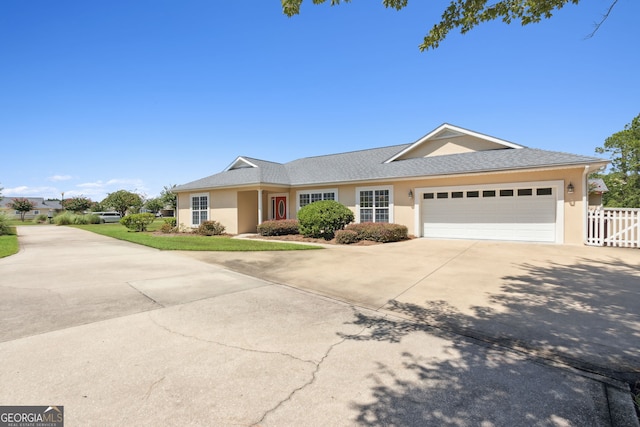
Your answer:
174,124 -> 609,245
0,197 -> 62,220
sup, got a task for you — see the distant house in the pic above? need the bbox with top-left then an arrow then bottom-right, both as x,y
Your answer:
588,178 -> 609,207
174,123 -> 609,244
0,198 -> 62,220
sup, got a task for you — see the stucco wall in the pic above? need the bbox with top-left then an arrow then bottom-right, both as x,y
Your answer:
238,190 -> 258,234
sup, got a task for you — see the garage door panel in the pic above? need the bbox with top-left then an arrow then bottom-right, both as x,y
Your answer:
422,186 -> 557,242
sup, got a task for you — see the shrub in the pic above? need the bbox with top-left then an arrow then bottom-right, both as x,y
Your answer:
0,213 -> 11,235
54,212 -> 74,225
345,223 -> 408,243
335,229 -> 359,244
196,220 -> 226,236
297,200 -> 354,240
159,222 -> 176,233
120,213 -> 156,232
85,214 -> 101,224
257,219 -> 299,236
164,217 -> 177,227
33,214 -> 48,224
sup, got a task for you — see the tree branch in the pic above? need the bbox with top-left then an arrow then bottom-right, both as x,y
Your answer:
585,0 -> 619,39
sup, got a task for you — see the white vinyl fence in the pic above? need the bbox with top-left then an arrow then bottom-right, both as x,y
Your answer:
587,208 -> 640,248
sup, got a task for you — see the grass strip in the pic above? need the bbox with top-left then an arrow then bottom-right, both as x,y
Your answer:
71,223 -> 321,251
0,231 -> 18,258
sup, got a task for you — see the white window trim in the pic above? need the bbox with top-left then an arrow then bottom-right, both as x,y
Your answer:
190,192 -> 209,227
295,188 -> 339,211
355,185 -> 394,223
413,180 -> 564,243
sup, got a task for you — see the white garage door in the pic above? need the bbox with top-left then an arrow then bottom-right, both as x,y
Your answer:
421,184 -> 558,242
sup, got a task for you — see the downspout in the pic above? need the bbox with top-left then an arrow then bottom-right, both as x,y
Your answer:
257,189 -> 263,225
582,165 -> 590,245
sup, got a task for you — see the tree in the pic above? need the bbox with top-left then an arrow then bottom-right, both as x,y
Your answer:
595,113 -> 640,208
101,190 -> 143,217
62,196 -> 93,214
8,198 -> 36,222
160,185 -> 177,210
282,0 -> 617,51
144,197 -> 164,214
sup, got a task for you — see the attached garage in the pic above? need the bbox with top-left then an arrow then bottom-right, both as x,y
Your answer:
418,181 -> 565,243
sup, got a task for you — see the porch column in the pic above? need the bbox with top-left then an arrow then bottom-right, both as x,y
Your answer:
257,189 -> 263,225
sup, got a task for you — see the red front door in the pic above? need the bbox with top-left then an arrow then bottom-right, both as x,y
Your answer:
274,196 -> 287,220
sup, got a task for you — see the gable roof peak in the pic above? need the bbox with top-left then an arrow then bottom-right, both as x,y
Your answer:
224,156 -> 260,171
385,123 -> 524,163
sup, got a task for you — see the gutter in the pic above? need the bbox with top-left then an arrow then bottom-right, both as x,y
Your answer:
583,165 -> 591,245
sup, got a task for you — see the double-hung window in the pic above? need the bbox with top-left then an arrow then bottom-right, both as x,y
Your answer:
357,186 -> 392,223
297,189 -> 337,210
191,194 -> 209,226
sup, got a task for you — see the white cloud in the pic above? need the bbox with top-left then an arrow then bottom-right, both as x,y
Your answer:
4,186 -> 59,197
47,175 -> 72,182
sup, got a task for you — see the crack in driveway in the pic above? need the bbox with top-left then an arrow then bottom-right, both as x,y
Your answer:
148,313 -> 318,366
251,324 -> 369,426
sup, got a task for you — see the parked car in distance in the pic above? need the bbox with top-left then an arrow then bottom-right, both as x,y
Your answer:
94,212 -> 122,223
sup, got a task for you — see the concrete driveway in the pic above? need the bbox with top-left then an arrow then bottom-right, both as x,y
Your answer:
190,238 -> 640,382
0,226 -> 638,426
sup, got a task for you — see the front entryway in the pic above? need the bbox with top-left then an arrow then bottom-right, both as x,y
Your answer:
272,196 -> 287,220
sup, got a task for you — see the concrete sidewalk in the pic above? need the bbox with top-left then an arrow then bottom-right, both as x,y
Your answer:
0,226 -> 638,426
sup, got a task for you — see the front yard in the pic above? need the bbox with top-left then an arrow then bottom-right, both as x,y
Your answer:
72,222 -> 321,251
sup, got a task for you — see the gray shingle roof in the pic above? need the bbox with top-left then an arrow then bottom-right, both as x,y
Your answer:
174,145 -> 607,192
0,198 -> 62,210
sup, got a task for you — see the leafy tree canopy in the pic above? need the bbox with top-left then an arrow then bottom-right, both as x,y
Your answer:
595,113 -> 640,208
8,198 -> 36,222
144,197 -> 164,214
62,196 -> 93,214
101,190 -> 143,217
282,0 -> 614,51
160,185 -> 178,210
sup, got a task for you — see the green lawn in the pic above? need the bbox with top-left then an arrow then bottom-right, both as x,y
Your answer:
71,223 -> 321,251
0,228 -> 18,258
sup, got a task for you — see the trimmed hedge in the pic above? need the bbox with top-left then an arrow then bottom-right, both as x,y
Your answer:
343,223 -> 409,243
257,219 -> 299,236
335,229 -> 359,244
120,213 -> 156,232
196,220 -> 226,236
298,200 -> 354,240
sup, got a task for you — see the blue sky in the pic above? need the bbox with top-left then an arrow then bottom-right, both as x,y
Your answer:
1,0 -> 638,202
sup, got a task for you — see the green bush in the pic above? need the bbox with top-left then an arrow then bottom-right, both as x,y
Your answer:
297,200 -> 354,240
345,223 -> 408,243
196,220 -> 226,236
54,212 -> 74,225
85,214 -> 101,224
257,219 -> 299,236
33,214 -> 49,224
335,229 -> 359,244
159,222 -> 176,234
0,213 -> 11,235
120,213 -> 156,232
163,217 -> 177,227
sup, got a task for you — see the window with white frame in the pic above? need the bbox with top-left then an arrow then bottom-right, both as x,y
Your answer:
357,186 -> 392,223
297,189 -> 337,210
191,194 -> 209,226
